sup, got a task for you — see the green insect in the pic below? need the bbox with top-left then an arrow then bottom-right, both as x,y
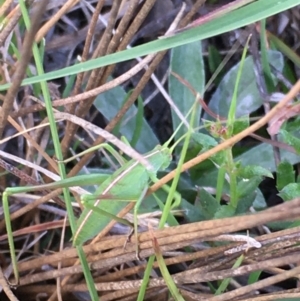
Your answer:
73,144 -> 177,247
1,97 -> 198,301
2,111 -> 189,287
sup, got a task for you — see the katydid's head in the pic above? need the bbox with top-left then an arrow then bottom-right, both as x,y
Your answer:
148,100 -> 198,173
158,145 -> 173,170
146,145 -> 172,173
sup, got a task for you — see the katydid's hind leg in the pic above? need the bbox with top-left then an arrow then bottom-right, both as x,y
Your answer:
150,175 -> 182,209
122,226 -> 134,252
127,187 -> 148,261
57,143 -> 126,166
161,184 -> 181,208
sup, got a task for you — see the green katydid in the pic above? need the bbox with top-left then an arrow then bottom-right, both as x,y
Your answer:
74,143 -> 179,247
56,113 -> 184,246
52,112 -> 186,247
2,110 -> 191,285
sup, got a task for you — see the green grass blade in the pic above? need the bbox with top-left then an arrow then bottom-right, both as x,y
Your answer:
137,255 -> 155,301
138,100 -> 196,299
130,95 -> 144,147
3,192 -> 19,283
0,0 -> 298,90
18,3 -> 99,300
215,254 -> 245,295
18,2 -> 76,231
227,35 -> 251,127
151,232 -> 185,301
159,101 -> 196,227
268,32 -> 300,68
76,246 -> 99,300
260,19 -> 275,92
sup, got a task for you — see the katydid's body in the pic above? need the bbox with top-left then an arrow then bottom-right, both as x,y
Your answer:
2,143 -> 174,284
2,111 -> 188,285
73,145 -> 172,245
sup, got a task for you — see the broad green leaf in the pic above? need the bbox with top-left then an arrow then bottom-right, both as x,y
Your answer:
192,132 -> 218,149
214,204 -> 235,219
280,129 -> 300,154
252,189 -> 267,210
284,116 -> 300,132
237,176 -> 263,199
235,191 -> 256,214
93,85 -> 159,153
181,198 -> 205,222
130,96 -> 144,147
267,220 -> 294,230
277,161 -> 295,191
203,51 -> 284,120
278,183 -> 300,201
208,45 -> 224,85
197,188 -> 220,219
232,117 -> 250,135
169,41 -> 204,140
238,165 -> 273,179
192,132 -> 225,165
195,143 -> 300,200
237,144 -> 300,171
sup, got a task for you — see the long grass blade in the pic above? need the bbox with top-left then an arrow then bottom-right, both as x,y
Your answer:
0,0 -> 298,90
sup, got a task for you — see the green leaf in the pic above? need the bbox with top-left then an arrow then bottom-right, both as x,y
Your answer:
181,198 -> 205,222
130,95 -> 144,147
227,35 -> 251,129
253,189 -> 267,210
208,45 -> 223,85
236,144 -> 300,171
232,117 -> 250,135
195,143 -> 300,199
278,183 -> 300,201
267,220 -> 294,230
238,165 -> 273,179
237,176 -> 263,199
248,270 -> 261,285
203,51 -> 284,120
214,204 -> 235,219
280,129 -> 300,154
235,191 -> 256,214
277,161 -> 295,191
283,116 -> 300,132
197,188 -> 220,219
169,41 -> 204,140
192,132 -> 218,149
93,85 -> 159,153
192,132 -> 225,165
